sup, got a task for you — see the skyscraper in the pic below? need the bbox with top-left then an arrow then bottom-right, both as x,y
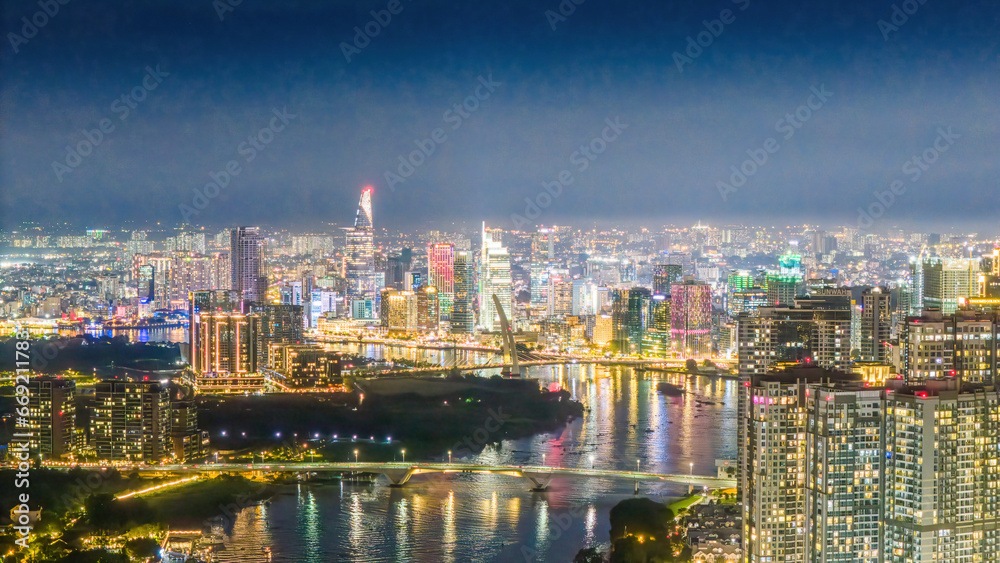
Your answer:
883,379 -> 1000,562
428,242 -> 455,323
902,309 -> 1000,384
530,229 -> 554,310
192,311 -> 260,374
346,187 -> 377,300
740,367 -> 881,563
860,287 -> 891,362
671,279 -> 713,357
230,226 -> 267,307
451,250 -> 475,334
922,257 -> 977,314
653,263 -> 683,296
479,223 -> 511,332
93,380 -> 171,463
26,377 -> 76,460
416,285 -> 440,331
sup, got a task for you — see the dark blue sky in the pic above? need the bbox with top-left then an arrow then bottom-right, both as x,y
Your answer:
2,0 -> 998,231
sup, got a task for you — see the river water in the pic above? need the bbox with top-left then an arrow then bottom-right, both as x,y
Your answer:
210,342 -> 738,562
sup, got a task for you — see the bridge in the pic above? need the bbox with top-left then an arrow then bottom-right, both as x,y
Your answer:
309,331 -> 737,378
130,461 -> 735,491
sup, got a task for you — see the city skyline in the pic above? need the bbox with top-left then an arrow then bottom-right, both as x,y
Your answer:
5,1 -> 1000,561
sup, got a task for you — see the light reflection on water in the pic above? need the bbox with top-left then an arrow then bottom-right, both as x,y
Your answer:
212,345 -> 737,562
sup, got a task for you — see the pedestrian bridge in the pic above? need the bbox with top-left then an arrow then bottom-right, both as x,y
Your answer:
139,461 -> 735,491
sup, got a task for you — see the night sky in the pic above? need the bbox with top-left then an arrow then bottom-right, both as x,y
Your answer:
2,0 -> 998,230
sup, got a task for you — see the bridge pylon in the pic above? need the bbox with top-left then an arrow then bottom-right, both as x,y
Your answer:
493,294 -> 521,377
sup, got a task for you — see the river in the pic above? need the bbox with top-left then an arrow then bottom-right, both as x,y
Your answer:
209,342 -> 738,562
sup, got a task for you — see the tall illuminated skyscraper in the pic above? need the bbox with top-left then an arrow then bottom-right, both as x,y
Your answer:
345,187 -> 377,301
480,222 -> 511,332
451,250 -> 475,334
428,242 -> 455,322
530,229 -> 554,310
671,279 -> 713,357
230,226 -> 267,307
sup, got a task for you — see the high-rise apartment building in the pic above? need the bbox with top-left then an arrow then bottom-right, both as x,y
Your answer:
883,379 -> 1000,562
737,295 -> 853,376
860,287 -> 892,363
230,226 -> 267,307
93,380 -> 171,462
922,258 -> 977,315
902,309 -> 1000,384
26,377 -> 76,460
192,311 -> 260,374
740,367 -> 879,563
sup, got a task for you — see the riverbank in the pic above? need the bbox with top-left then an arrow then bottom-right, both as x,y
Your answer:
200,376 -> 584,462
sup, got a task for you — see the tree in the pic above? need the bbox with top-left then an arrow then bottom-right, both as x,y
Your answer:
573,547 -> 604,563
124,537 -> 159,559
685,359 -> 698,374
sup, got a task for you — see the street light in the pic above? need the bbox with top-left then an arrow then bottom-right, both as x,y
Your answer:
689,462 -> 693,476
354,449 -> 359,463
636,459 -> 640,472
448,450 -> 452,463
542,453 -> 546,466
401,449 -> 406,463
590,455 -> 595,469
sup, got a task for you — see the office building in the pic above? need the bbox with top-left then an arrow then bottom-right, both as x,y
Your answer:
428,243 -> 455,322
230,226 -> 267,306
671,279 -> 713,357
451,250 -> 475,334
417,285 -> 440,331
480,222 -> 512,332
346,187 -> 377,300
547,276 -> 574,317
381,289 -> 418,332
653,263 -> 684,296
